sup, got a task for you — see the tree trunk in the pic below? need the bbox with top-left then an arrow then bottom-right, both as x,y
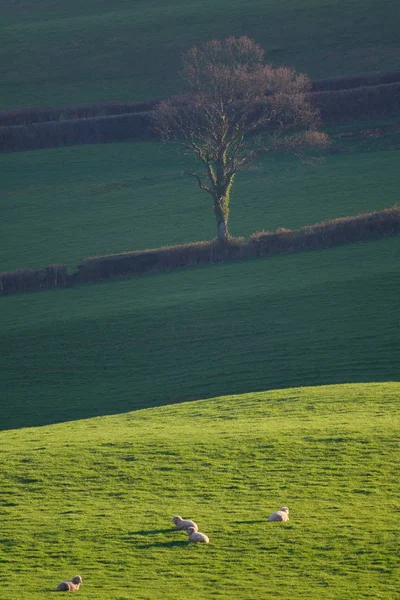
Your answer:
217,218 -> 229,241
214,197 -> 229,241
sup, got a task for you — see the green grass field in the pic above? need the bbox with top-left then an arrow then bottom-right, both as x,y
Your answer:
1,0 -> 399,108
1,1 -> 400,598
1,236 -> 399,430
2,138 -> 400,271
0,383 -> 399,599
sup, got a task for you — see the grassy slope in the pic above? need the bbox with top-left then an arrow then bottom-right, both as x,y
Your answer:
0,383 -> 399,599
0,236 -> 399,430
2,140 -> 400,271
1,4 -> 399,596
0,0 -> 399,108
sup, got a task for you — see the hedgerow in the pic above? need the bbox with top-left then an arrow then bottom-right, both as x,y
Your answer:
1,207 -> 398,296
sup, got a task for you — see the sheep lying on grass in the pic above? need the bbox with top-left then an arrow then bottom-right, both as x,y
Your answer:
172,515 -> 198,531
187,526 -> 209,543
267,507 -> 289,522
56,575 -> 82,592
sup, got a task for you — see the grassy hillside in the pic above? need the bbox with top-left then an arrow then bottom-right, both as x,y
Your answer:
1,236 -> 399,430
0,0 -> 399,108
0,383 -> 399,599
2,140 -> 400,271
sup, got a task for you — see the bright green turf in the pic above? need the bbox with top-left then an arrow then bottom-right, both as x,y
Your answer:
0,0 -> 399,108
0,383 -> 399,599
0,236 -> 399,430
1,140 -> 400,271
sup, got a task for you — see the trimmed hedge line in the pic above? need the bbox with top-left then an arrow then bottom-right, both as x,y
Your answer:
1,81 -> 399,153
2,69 -> 399,127
75,238 -> 246,283
309,81 -> 400,124
0,112 -> 154,152
0,265 -> 69,295
1,206 -> 399,296
0,99 -> 164,127
248,206 -> 400,256
311,69 -> 400,92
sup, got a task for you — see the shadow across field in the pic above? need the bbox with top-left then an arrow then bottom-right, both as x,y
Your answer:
124,528 -> 189,549
135,540 -> 189,549
0,237 -> 399,431
126,528 -> 172,536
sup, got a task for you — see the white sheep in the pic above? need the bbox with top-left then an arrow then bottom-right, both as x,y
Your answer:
267,507 -> 289,522
56,575 -> 82,591
187,526 -> 209,543
171,515 -> 198,531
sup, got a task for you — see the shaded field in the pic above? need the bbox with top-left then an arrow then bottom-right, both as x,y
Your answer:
0,0 -> 399,108
0,383 -> 399,598
1,140 -> 400,271
0,236 -> 399,430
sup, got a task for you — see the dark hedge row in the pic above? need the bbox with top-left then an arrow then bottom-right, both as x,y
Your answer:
248,206 -> 400,256
0,112 -> 154,152
311,68 -> 400,92
0,265 -> 69,295
1,207 -> 399,296
75,238 -> 246,283
0,98 -> 164,127
309,81 -> 400,124
1,80 -> 399,153
2,68 -> 399,127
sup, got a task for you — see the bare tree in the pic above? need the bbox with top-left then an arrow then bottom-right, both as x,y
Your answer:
153,36 -> 329,241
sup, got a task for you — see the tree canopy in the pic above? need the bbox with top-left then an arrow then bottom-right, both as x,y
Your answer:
153,36 -> 329,240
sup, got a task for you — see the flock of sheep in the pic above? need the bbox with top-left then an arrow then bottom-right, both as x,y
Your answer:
55,508 -> 289,591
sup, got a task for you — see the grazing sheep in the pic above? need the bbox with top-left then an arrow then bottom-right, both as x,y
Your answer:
56,575 -> 82,592
171,515 -> 198,531
187,526 -> 209,543
267,507 -> 289,522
